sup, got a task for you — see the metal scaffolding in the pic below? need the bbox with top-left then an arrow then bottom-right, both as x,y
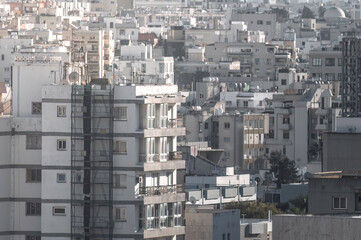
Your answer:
71,84 -> 114,240
342,37 -> 361,117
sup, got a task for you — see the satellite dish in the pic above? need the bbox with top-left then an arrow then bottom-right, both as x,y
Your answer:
189,196 -> 197,205
69,72 -> 79,83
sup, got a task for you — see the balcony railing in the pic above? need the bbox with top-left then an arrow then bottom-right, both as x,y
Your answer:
168,118 -> 183,128
138,184 -> 183,196
140,151 -> 183,163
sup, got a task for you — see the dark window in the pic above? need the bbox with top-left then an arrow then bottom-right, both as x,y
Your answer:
333,197 -> 347,209
26,135 -> 42,149
204,122 -> 208,129
32,102 -> 42,115
26,169 -> 41,182
281,79 -> 287,85
26,202 -> 41,216
224,122 -> 230,129
325,58 -> 335,66
283,131 -> 289,139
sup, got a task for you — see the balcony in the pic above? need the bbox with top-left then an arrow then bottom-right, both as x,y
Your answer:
279,123 -> 291,130
138,184 -> 183,197
315,109 -> 329,115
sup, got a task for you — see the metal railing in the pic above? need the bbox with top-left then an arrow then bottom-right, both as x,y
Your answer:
138,184 -> 183,196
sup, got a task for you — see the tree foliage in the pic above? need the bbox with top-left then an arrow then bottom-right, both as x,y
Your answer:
225,201 -> 284,219
302,6 -> 315,19
271,8 -> 289,22
318,6 -> 326,18
268,151 -> 301,188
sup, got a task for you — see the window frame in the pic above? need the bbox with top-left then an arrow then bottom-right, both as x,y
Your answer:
26,169 -> 41,183
114,106 -> 127,121
115,207 -> 126,221
57,173 -> 66,183
26,135 -> 42,150
332,196 -> 347,210
114,140 -> 127,154
57,139 -> 66,151
57,105 -> 66,117
26,202 -> 41,216
53,206 -> 66,216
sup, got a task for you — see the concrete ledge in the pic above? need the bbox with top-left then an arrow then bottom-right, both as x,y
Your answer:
144,193 -> 185,205
144,226 -> 185,239
144,160 -> 185,171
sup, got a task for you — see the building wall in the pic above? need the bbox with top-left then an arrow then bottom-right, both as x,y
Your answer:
273,215 -> 361,240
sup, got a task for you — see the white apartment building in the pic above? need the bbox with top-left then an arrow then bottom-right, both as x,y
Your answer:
0,51 -> 186,239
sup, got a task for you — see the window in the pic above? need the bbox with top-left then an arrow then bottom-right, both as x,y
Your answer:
255,58 -> 260,65
224,137 -> 230,143
115,207 -> 126,221
338,58 -> 342,66
1,54 -> 4,60
167,172 -> 173,185
333,197 -> 347,209
147,104 -> 156,128
26,169 -> 41,182
243,101 -> 248,107
257,20 -> 263,25
174,202 -> 182,226
199,93 -> 204,99
114,174 -> 127,188
266,21 -> 271,25
312,58 -> 322,66
283,131 -> 289,139
25,236 -> 41,240
259,100 -> 263,106
26,202 -> 41,216
281,79 -> 287,85
266,148 -> 269,154
325,58 -> 335,66
268,130 -> 274,139
141,63 -> 146,73
114,107 -> 127,120
57,173 -> 66,183
283,146 -> 286,155
26,135 -> 42,149
160,203 -> 168,228
152,173 -> 159,186
53,206 -> 66,216
224,151 -> 230,159
159,63 -> 164,73
224,122 -> 230,129
114,140 -> 127,154
283,117 -> 290,124
57,106 -> 66,117
32,102 -> 42,115
110,22 -> 114,28
204,122 -> 208,129
57,139 -> 66,151
227,233 -> 231,240
4,67 -> 9,72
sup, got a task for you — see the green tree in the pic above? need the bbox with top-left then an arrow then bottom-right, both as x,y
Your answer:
269,151 -> 301,188
302,6 -> 315,19
225,201 -> 284,219
289,194 -> 308,214
318,6 -> 326,18
271,8 -> 289,22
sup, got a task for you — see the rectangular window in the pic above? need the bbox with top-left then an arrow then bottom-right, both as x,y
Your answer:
115,207 -> 126,221
283,131 -> 290,139
114,174 -> 127,188
281,79 -> 287,85
4,67 -> 10,72
325,58 -> 335,66
243,101 -> 248,107
1,54 -> 4,60
57,173 -> 66,183
26,135 -> 42,149
114,140 -> 127,154
224,122 -> 230,129
57,106 -> 66,117
53,206 -> 66,216
114,107 -> 127,120
312,58 -> 322,66
257,20 -> 263,25
204,122 -> 208,129
199,93 -> 204,99
224,137 -> 230,143
283,117 -> 290,124
32,102 -> 42,115
338,58 -> 342,66
266,21 -> 271,25
333,197 -> 347,209
26,202 -> 41,216
57,139 -> 66,151
26,169 -> 41,182
167,172 -> 173,185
